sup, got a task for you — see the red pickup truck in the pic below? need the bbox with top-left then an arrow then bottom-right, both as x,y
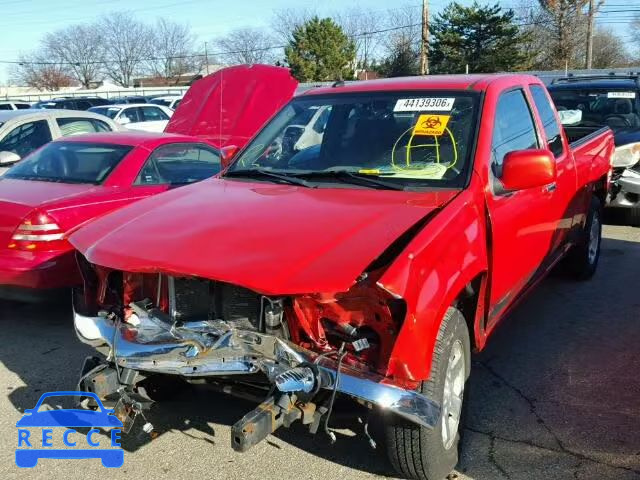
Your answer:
70,74 -> 613,480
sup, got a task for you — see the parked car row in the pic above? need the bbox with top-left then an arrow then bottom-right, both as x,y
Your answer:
5,93 -> 184,113
88,104 -> 174,132
0,66 -> 625,480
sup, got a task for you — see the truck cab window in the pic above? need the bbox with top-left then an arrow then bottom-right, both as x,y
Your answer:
491,89 -> 539,177
530,85 -> 564,158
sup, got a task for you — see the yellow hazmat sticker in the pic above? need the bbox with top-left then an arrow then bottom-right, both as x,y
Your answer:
413,114 -> 451,136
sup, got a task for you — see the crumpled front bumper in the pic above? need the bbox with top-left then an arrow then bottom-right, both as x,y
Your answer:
74,308 -> 440,430
610,168 -> 640,208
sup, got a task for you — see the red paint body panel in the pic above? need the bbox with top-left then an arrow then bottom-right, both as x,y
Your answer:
71,73 -> 614,386
70,178 -> 459,295
165,64 -> 298,148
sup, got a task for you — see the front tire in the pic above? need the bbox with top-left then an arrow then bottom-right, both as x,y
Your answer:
384,307 -> 471,480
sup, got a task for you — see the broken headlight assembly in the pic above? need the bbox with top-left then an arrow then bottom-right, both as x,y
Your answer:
612,142 -> 640,168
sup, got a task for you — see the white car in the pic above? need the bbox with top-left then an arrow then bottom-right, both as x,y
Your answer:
0,101 -> 32,111
0,109 -> 119,174
88,104 -> 173,132
149,95 -> 183,110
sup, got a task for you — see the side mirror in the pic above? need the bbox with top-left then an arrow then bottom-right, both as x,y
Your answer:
117,116 -> 131,125
0,151 -> 21,166
501,149 -> 556,191
220,145 -> 239,169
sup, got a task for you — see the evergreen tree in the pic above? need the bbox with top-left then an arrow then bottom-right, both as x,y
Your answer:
430,2 -> 530,74
284,17 -> 356,82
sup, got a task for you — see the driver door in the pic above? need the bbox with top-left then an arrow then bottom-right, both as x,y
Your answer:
484,88 -> 559,328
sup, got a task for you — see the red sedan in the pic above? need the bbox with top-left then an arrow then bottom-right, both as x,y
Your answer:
0,131 -> 223,300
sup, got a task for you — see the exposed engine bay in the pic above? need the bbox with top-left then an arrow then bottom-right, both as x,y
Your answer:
73,256 -> 440,450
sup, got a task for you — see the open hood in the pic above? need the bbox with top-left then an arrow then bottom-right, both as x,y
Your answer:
70,179 -> 458,295
165,64 -> 298,149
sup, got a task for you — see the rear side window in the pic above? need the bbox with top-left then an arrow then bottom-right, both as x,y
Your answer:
57,117 -> 113,136
0,104 -> 12,110
140,106 -> 169,122
15,103 -> 31,109
530,85 -> 564,157
121,108 -> 140,123
0,120 -> 52,158
74,100 -> 92,110
135,144 -> 220,186
491,89 -> 539,177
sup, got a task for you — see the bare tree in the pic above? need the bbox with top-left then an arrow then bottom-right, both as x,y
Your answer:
270,8 -> 317,43
382,5 -> 422,56
98,12 -> 153,87
215,28 -> 279,65
146,19 -> 203,84
592,27 -> 631,69
334,7 -> 384,68
43,23 -> 105,89
11,52 -> 75,91
537,0 -> 589,69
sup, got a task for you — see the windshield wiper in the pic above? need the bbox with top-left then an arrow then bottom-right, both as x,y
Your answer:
295,170 -> 406,191
225,168 -> 316,188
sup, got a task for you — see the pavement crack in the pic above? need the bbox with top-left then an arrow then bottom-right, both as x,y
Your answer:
478,360 -> 563,450
488,433 -> 511,479
41,346 -> 61,355
465,426 -> 640,476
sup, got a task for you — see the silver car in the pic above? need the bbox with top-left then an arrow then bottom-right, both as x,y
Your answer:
0,109 -> 120,173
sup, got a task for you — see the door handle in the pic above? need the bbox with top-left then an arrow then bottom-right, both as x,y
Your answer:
544,182 -> 557,193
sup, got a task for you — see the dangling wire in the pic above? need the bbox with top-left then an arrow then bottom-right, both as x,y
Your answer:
323,342 -> 347,443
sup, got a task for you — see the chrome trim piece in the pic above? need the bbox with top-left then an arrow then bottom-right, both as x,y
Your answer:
17,223 -> 60,232
11,233 -> 65,241
73,308 -> 440,429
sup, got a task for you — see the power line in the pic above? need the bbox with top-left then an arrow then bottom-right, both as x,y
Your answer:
0,22 -> 423,67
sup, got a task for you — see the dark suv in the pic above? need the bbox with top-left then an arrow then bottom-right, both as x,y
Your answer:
548,74 -> 640,225
32,97 -> 112,111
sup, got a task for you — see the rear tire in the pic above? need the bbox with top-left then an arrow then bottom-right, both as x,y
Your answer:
384,307 -> 471,480
564,197 -> 602,280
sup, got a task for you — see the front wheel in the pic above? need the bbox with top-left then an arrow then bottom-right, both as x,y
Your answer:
384,307 -> 471,480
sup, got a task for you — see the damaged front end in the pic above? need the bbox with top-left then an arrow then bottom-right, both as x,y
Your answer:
73,258 -> 440,451
609,143 -> 640,210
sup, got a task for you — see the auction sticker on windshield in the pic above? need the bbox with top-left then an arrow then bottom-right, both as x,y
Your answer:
607,92 -> 636,99
394,97 -> 455,112
413,114 -> 451,136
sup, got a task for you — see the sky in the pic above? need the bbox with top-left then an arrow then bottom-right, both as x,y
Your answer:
0,0 -> 638,84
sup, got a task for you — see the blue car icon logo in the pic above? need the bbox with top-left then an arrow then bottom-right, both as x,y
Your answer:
16,391 -> 123,468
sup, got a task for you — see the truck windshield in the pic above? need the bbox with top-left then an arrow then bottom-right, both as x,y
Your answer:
227,91 -> 480,189
549,89 -> 640,130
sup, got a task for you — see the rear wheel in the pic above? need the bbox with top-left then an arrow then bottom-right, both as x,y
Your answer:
564,197 -> 602,280
384,307 -> 470,480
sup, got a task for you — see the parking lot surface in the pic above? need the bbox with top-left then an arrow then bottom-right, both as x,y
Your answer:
0,225 -> 638,480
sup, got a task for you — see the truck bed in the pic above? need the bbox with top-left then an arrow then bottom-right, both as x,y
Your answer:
564,125 -> 610,147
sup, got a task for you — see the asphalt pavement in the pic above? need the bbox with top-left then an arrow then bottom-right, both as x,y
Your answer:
0,225 -> 638,480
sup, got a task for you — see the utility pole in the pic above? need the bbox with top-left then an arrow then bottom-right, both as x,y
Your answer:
420,0 -> 429,75
585,0 -> 595,69
204,41 -> 210,75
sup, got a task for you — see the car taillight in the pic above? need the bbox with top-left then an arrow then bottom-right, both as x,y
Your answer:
8,211 -> 70,252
